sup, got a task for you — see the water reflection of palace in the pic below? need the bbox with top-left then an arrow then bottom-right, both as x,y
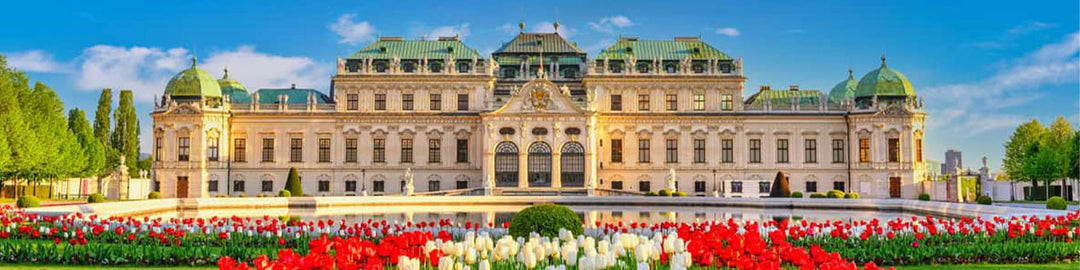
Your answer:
153,23 -> 928,199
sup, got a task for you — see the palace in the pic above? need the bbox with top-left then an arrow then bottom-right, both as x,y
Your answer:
152,23 -> 928,198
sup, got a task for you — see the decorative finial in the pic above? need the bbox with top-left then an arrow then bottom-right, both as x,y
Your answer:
848,66 -> 853,79
519,21 -> 525,33
880,53 -> 887,67
223,67 -> 229,79
553,21 -> 560,34
191,54 -> 197,67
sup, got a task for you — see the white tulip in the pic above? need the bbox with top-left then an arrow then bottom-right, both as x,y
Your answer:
636,262 -> 651,270
438,256 -> 454,270
478,260 -> 490,270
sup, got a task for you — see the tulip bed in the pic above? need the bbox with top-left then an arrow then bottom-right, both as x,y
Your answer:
0,205 -> 1078,270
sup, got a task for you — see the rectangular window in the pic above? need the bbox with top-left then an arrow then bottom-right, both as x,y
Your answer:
401,94 -> 413,111
373,181 -> 385,193
610,139 -> 623,163
806,181 -> 818,193
374,94 -> 386,111
749,139 -> 761,163
610,94 -> 622,111
638,139 -> 651,163
692,94 -> 705,111
457,94 -> 469,111
804,139 -> 817,163
346,181 -> 357,192
233,138 -> 246,162
759,182 -> 771,193
429,93 -> 441,111
428,139 -> 441,163
233,181 -> 245,192
346,94 -> 358,111
177,137 -> 190,161
318,138 -> 331,163
916,138 -> 923,162
262,181 -> 273,192
888,138 -> 900,162
721,139 -> 734,163
834,181 -> 845,192
373,138 -> 385,163
345,138 -> 357,163
721,94 -> 733,111
262,138 -> 274,162
859,138 -> 871,163
318,181 -> 330,192
776,139 -> 789,163
154,137 -> 162,161
639,181 -> 651,193
693,139 -> 706,164
694,181 -> 706,193
832,139 -> 845,163
208,180 -> 218,192
456,139 -> 468,163
401,139 -> 413,163
290,138 -> 303,162
666,139 -> 678,163
456,180 -> 468,189
207,137 -> 219,162
731,181 -> 743,193
666,94 -> 678,111
428,181 -> 440,192
611,181 -> 623,190
638,94 -> 650,111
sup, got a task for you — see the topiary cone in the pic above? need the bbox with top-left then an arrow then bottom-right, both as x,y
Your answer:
770,171 -> 791,197
284,167 -> 304,197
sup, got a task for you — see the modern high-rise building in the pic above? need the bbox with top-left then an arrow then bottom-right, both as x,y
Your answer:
151,23 -> 929,199
943,149 -> 963,175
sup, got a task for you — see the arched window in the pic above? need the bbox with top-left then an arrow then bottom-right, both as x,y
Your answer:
665,64 -> 677,74
527,142 -> 552,187
457,62 -> 470,73
494,142 -> 518,187
636,63 -> 651,74
429,61 -> 443,73
402,62 -> 416,73
374,61 -> 389,73
561,142 -> 585,187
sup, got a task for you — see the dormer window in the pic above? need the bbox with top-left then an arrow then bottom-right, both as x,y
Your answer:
457,62 -> 470,73
402,62 -> 415,73
720,63 -> 732,73
692,48 -> 701,54
374,62 -> 388,73
636,63 -> 651,74
430,62 -> 443,73
692,64 -> 704,73
665,64 -> 677,74
379,47 -> 387,53
609,62 -> 623,73
446,46 -> 454,53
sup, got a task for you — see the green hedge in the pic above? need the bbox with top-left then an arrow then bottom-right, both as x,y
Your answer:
0,239 -> 281,266
658,189 -> 672,196
844,193 -> 861,199
672,191 -> 687,197
87,193 -> 105,203
278,190 -> 292,197
644,191 -> 658,196
809,193 -> 826,198
1047,196 -> 1067,210
793,232 -> 1079,265
918,193 -> 931,201
827,190 -> 846,199
147,192 -> 161,199
791,192 -> 803,198
509,204 -> 582,238
16,196 -> 40,208
976,195 -> 992,205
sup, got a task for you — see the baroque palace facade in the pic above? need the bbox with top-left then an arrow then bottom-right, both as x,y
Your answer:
152,23 -> 929,198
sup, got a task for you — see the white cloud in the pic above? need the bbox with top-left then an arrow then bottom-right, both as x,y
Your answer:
588,15 -> 633,34
5,50 -> 70,73
530,21 -> 574,37
497,23 -> 517,35
73,45 -> 329,104
715,27 -> 740,37
1008,21 -> 1055,35
923,31 -> 1080,137
426,24 -> 470,39
965,21 -> 1057,49
329,14 -> 377,45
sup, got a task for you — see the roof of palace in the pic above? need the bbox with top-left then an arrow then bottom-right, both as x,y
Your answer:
164,57 -> 222,98
252,87 -> 332,104
828,69 -> 858,104
596,37 -> 732,61
493,32 -> 586,55
348,36 -> 481,60
218,68 -> 250,103
854,56 -> 915,98
745,87 -> 825,106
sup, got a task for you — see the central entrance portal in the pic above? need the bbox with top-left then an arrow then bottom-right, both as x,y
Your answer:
528,142 -> 552,187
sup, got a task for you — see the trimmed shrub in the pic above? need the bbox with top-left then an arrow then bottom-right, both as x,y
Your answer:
809,193 -> 826,198
16,196 -> 40,208
644,191 -> 658,196
147,192 -> 161,199
87,193 -> 105,203
672,191 -> 687,197
976,195 -> 992,205
791,192 -> 803,198
278,190 -> 292,197
918,193 -> 931,201
826,190 -> 845,199
844,193 -> 860,199
658,189 -> 672,196
283,167 -> 304,197
509,204 -> 583,238
769,171 -> 791,197
1047,196 -> 1067,210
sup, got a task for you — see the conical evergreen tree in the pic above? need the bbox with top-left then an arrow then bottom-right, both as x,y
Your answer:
284,167 -> 303,196
69,109 -> 106,177
111,90 -> 139,173
769,171 -> 791,197
93,89 -> 112,147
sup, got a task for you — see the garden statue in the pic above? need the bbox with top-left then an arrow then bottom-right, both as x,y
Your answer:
666,168 -> 678,192
403,168 -> 415,196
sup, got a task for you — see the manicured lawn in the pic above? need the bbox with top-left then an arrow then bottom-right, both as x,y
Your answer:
894,262 -> 1080,270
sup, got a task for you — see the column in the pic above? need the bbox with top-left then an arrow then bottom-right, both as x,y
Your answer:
518,150 -> 528,188
552,151 -> 562,188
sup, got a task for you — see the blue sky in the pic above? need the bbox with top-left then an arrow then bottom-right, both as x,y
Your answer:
0,1 -> 1077,171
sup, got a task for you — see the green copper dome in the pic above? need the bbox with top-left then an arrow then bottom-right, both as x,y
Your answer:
217,68 -> 250,103
164,57 -> 222,98
828,68 -> 858,104
854,56 -> 914,98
